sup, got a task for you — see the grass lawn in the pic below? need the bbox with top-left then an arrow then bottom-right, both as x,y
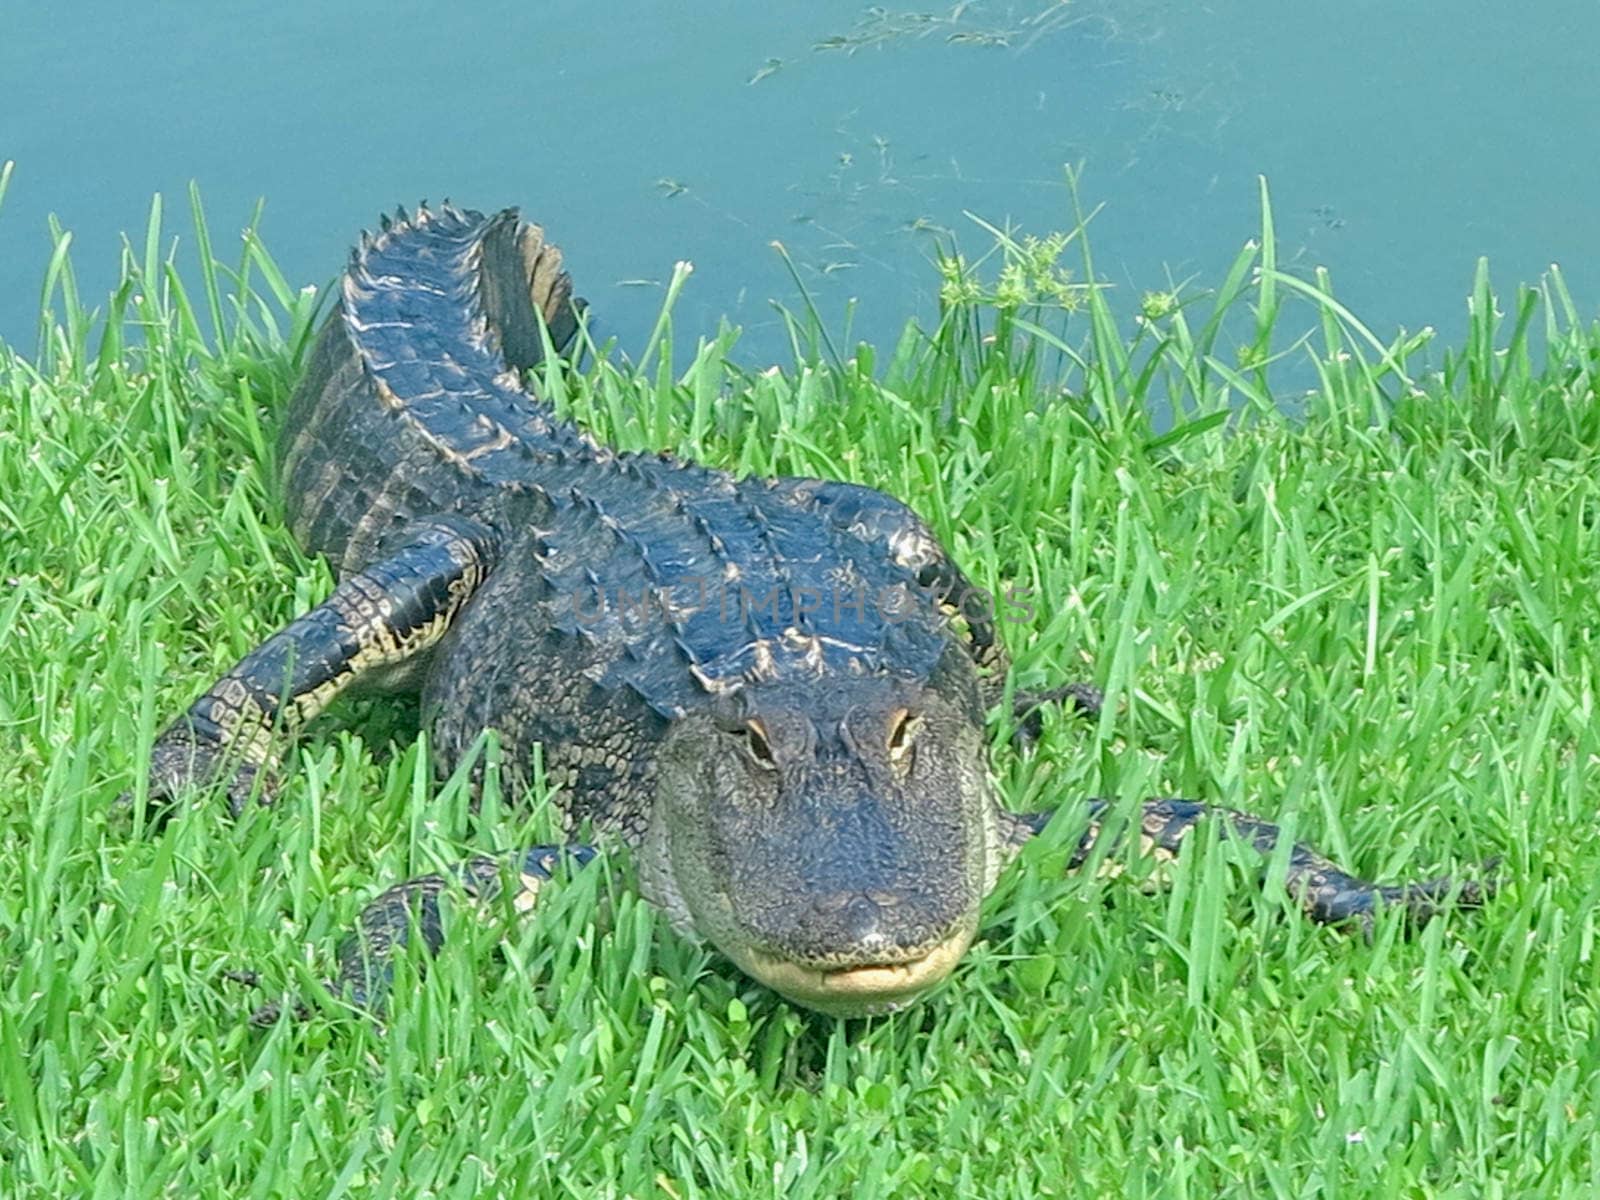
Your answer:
2,172 -> 1597,1197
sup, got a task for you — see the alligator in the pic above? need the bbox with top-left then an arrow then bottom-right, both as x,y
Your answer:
139,204 -> 1492,1019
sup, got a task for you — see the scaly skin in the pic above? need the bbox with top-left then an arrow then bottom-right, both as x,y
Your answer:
139,204 -> 1495,1020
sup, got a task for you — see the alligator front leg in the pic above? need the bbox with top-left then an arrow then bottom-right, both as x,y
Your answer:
247,843 -> 598,1023
1008,799 -> 1494,930
1010,682 -> 1103,744
141,515 -> 500,814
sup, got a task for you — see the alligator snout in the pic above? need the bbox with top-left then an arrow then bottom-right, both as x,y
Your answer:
810,889 -> 903,945
721,881 -> 980,1016
733,916 -> 977,1017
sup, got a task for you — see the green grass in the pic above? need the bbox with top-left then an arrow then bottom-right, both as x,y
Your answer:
2,173 -> 1598,1197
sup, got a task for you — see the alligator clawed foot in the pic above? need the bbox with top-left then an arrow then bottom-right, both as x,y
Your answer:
136,722 -> 276,817
246,997 -> 314,1027
1011,682 -> 1103,747
1380,855 -> 1501,927
1305,855 -> 1502,940
222,968 -> 317,1026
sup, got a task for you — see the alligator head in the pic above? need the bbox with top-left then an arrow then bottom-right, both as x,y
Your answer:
641,643 -> 1005,1016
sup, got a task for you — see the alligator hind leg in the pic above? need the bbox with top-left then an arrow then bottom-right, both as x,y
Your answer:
776,478 -> 1101,726
141,515 -> 500,814
779,478 -> 1010,672
1007,798 -> 1495,931
246,843 -> 598,1023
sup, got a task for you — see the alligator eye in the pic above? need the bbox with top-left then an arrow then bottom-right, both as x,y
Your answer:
887,708 -> 921,772
742,719 -> 776,769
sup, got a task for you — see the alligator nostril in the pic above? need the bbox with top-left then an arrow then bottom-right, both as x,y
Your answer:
810,891 -> 890,940
843,894 -> 882,941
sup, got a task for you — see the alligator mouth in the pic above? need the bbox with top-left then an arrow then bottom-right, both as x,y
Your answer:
732,925 -> 975,1017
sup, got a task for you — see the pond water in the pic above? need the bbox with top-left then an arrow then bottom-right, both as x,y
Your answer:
3,0 -> 1597,370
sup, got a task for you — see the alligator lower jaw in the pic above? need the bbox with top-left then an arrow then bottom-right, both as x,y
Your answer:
734,926 -> 975,1018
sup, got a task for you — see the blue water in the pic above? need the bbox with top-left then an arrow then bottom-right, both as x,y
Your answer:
3,0 -> 1597,368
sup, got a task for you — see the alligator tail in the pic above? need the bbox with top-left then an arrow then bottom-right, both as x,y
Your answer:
467,204 -> 583,373
278,203 -> 594,575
